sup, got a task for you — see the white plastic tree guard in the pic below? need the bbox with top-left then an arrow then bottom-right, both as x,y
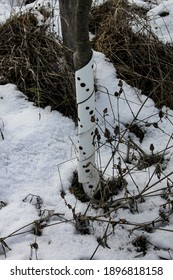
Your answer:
75,53 -> 99,198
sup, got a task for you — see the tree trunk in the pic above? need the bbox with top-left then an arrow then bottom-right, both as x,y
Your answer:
59,0 -> 77,68
74,0 -> 93,70
74,0 -> 99,198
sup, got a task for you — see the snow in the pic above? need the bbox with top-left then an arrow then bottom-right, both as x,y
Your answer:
0,0 -> 173,260
147,0 -> 173,42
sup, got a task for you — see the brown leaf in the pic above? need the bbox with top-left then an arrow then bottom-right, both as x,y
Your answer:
104,128 -> 111,139
118,79 -> 123,87
103,108 -> 108,115
150,143 -> 155,153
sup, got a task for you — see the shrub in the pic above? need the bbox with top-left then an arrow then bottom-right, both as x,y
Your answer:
0,11 -> 77,120
91,0 -> 173,109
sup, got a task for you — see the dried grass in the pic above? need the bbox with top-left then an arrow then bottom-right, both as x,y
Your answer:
0,11 -> 77,120
91,0 -> 173,109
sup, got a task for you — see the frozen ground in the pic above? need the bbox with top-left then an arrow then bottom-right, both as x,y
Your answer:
0,0 -> 173,260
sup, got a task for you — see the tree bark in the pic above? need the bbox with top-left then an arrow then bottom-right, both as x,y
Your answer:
59,0 -> 77,68
74,0 -> 93,70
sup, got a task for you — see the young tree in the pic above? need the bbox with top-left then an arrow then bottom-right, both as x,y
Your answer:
59,0 -> 99,198
73,0 -> 99,198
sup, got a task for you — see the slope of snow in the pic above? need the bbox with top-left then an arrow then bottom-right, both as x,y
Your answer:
0,0 -> 173,260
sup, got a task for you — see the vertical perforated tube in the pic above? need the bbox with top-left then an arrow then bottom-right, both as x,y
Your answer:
75,53 -> 99,198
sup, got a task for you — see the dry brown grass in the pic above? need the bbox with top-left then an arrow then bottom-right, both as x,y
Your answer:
91,0 -> 173,109
0,11 -> 77,120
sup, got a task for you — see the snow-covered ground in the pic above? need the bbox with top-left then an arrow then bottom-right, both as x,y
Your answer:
0,0 -> 173,260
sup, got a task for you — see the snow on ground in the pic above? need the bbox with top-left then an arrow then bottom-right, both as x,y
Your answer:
130,0 -> 173,42
147,0 -> 173,42
0,0 -> 173,260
